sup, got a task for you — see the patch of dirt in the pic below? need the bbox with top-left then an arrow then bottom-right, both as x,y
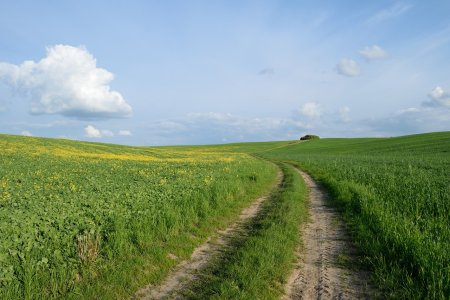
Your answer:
283,169 -> 375,300
133,170 -> 283,300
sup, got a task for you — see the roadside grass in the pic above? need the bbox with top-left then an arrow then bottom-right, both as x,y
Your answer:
258,131 -> 450,299
180,163 -> 308,299
0,134 -> 278,299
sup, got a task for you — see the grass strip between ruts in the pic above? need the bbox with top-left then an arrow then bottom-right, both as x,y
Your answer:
180,163 -> 308,299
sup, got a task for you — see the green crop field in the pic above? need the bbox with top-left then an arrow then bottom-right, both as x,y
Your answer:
258,132 -> 450,299
0,131 -> 448,299
0,134 -> 278,299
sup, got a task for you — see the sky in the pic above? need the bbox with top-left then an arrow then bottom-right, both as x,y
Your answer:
0,0 -> 449,145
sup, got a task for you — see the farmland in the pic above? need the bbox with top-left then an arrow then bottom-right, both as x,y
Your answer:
0,134 -> 278,299
258,132 -> 450,298
0,131 -> 449,299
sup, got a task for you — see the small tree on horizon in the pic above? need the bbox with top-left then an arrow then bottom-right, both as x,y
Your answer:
300,134 -> 320,140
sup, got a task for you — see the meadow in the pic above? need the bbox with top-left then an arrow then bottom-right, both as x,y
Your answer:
258,132 -> 450,298
0,135 -> 277,299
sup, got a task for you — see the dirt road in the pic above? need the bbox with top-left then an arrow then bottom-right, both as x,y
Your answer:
283,169 -> 374,299
133,170 -> 283,300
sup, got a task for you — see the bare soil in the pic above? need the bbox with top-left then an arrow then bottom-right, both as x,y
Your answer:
283,169 -> 374,300
133,170 -> 283,300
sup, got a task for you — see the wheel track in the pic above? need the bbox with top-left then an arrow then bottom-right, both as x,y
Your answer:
283,169 -> 375,300
133,169 -> 283,300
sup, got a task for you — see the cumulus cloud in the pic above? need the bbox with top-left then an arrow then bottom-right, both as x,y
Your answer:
429,86 -> 445,100
84,125 -> 102,138
359,45 -> 388,60
300,102 -> 321,118
423,86 -> 450,108
336,58 -> 361,77
84,125 -> 114,138
0,45 -> 132,119
118,130 -> 132,136
21,130 -> 33,137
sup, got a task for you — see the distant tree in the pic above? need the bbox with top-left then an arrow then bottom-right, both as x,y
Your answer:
300,134 -> 320,140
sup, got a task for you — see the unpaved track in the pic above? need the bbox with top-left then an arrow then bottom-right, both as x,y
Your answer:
283,169 -> 374,300
133,170 -> 283,300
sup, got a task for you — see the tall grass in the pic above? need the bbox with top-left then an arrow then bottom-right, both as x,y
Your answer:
259,132 -> 450,298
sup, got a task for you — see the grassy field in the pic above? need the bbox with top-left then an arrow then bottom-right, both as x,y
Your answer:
1,132 -> 448,299
0,134 -> 277,299
258,132 -> 450,298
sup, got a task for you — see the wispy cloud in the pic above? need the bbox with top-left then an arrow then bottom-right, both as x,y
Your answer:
361,106 -> 450,136
416,25 -> 450,56
339,106 -> 351,123
359,45 -> 388,60
142,112 -> 311,144
368,3 -> 413,24
299,102 -> 321,118
141,105 -> 362,145
0,45 -> 132,120
118,130 -> 132,136
361,87 -> 450,136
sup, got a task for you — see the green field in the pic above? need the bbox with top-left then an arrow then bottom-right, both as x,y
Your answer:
257,132 -> 450,298
0,135 -> 278,299
0,132 -> 448,299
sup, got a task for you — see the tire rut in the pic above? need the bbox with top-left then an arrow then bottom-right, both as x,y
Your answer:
283,169 -> 375,300
133,169 -> 283,300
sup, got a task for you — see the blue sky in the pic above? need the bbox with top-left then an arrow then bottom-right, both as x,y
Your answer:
0,0 -> 449,145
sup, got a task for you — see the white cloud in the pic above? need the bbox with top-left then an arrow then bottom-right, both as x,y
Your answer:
84,125 -> 101,138
336,58 -> 361,77
21,130 -> 33,137
143,112 -> 313,144
429,86 -> 445,100
0,45 -> 132,119
399,107 -> 420,113
362,106 -> 450,136
359,45 -> 388,60
84,125 -> 114,138
118,130 -> 132,136
424,86 -> 450,108
368,3 -> 413,24
339,106 -> 351,122
300,102 -> 321,118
